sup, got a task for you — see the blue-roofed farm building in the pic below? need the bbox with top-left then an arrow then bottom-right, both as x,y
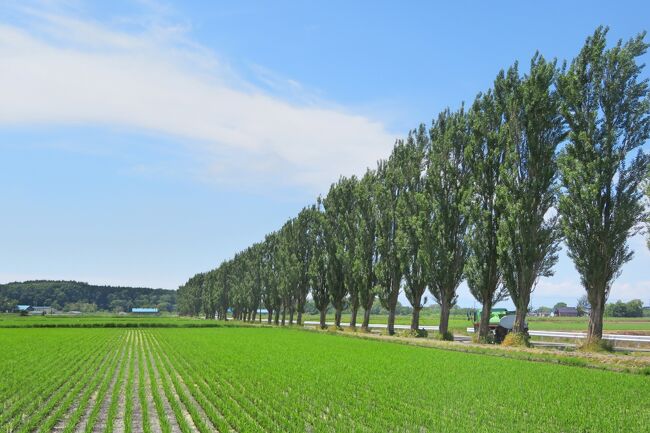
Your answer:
131,307 -> 159,314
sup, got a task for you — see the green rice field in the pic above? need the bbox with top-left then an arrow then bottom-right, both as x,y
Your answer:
1,326 -> 649,432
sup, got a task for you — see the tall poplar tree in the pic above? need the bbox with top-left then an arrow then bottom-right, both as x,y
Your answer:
557,28 -> 650,343
178,273 -> 204,317
496,56 -> 565,335
294,208 -> 313,325
375,148 -> 405,335
396,125 -> 429,331
323,177 -> 356,327
466,90 -> 509,341
354,170 -> 379,331
309,200 -> 330,329
262,233 -> 281,325
278,219 -> 300,325
425,107 -> 473,337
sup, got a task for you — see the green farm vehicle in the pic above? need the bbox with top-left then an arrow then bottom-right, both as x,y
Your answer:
471,308 -> 527,343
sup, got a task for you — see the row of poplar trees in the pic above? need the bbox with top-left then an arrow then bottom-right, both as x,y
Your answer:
178,28 -> 650,344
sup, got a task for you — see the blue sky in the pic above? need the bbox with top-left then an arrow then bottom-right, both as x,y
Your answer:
1,0 -> 649,308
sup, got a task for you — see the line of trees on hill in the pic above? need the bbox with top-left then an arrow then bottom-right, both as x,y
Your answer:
178,27 -> 650,345
0,281 -> 176,313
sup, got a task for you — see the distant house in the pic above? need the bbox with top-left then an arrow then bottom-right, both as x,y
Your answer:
131,307 -> 159,314
30,306 -> 55,315
16,305 -> 32,312
554,307 -> 578,317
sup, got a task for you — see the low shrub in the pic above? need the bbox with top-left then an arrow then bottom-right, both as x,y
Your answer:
501,332 -> 531,347
471,333 -> 495,344
396,329 -> 429,338
433,331 -> 454,341
579,339 -> 614,353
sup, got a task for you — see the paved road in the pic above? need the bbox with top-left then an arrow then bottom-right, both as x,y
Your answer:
466,327 -> 650,343
303,321 -> 650,345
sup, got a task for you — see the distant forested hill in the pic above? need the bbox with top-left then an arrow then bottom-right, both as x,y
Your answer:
0,280 -> 176,312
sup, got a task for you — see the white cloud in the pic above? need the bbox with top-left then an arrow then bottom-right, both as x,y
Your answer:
610,280 -> 650,303
0,7 -> 395,191
534,280 -> 583,299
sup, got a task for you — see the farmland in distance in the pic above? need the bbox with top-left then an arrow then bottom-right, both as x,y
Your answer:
1,326 -> 649,432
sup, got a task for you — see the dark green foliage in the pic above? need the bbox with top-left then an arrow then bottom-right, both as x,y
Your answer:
0,280 -> 176,312
557,27 -> 650,342
605,299 -> 645,317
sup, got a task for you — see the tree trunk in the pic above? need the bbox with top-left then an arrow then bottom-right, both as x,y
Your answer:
296,310 -> 303,326
386,279 -> 400,335
281,307 -> 286,326
587,295 -> 604,343
362,308 -> 371,332
439,301 -> 451,335
513,307 -> 528,334
334,308 -> 342,328
289,308 -> 294,325
252,310 -> 257,322
478,300 -> 492,341
350,305 -> 358,328
267,308 -> 273,324
387,306 -> 396,335
319,309 -> 327,329
513,294 -> 530,334
274,308 -> 280,325
411,306 -> 421,331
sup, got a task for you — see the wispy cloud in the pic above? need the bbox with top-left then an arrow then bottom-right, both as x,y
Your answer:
0,4 -> 395,191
